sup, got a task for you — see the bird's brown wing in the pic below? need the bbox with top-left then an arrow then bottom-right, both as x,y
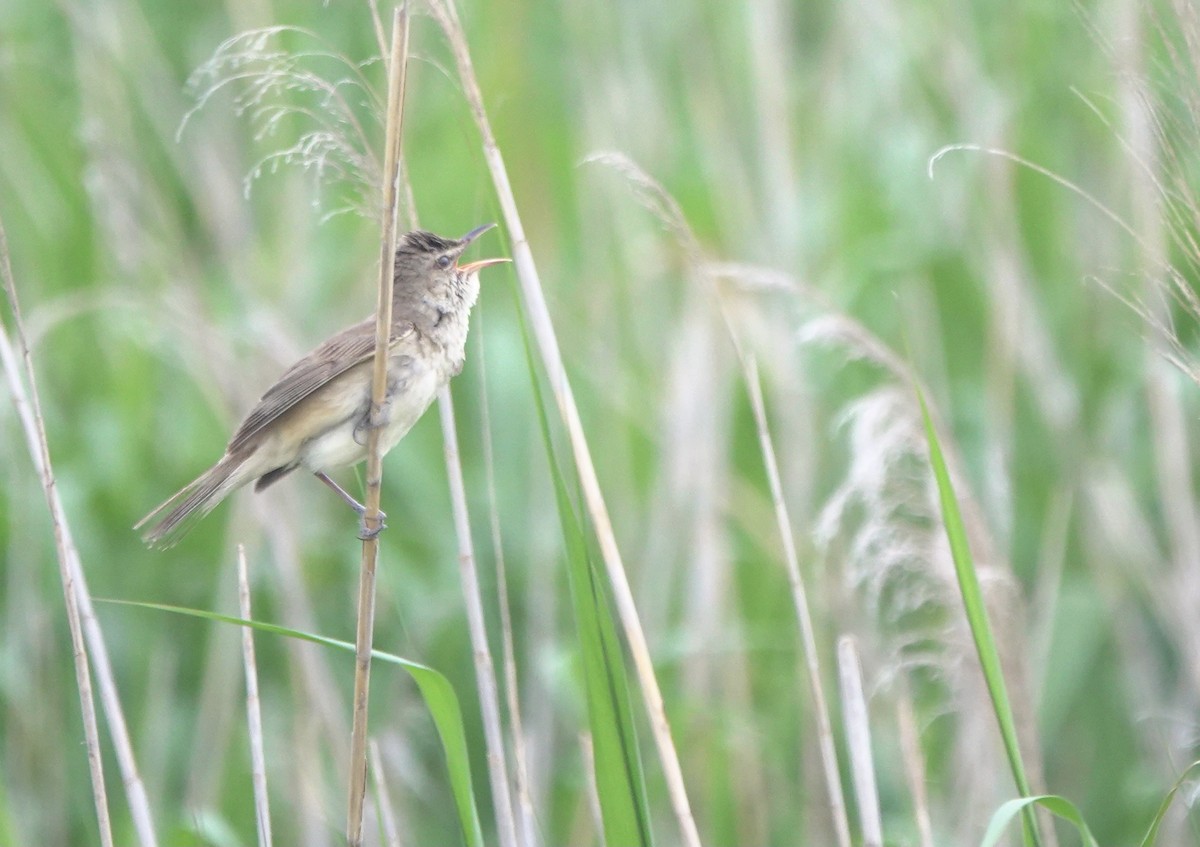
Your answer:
227,319 -> 415,454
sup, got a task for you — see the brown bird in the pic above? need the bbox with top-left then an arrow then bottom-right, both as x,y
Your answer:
136,224 -> 507,547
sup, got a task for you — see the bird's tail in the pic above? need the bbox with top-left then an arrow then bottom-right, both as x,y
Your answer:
135,455 -> 252,548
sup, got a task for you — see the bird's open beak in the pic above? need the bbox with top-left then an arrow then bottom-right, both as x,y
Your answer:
457,256 -> 511,274
460,222 -> 497,245
457,223 -> 507,274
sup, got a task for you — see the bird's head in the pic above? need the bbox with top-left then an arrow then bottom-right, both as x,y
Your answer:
394,223 -> 509,292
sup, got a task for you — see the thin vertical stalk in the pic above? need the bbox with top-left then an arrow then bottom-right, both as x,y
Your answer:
438,387 -> 519,847
428,4 -> 701,844
583,151 -> 850,845
896,683 -> 936,847
0,219 -> 131,847
837,636 -> 882,847
348,7 -> 409,844
369,740 -> 403,847
478,326 -> 539,847
237,545 -> 273,847
740,353 -> 852,847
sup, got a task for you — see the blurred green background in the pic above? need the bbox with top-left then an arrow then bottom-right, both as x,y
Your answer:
3,0 -> 1200,844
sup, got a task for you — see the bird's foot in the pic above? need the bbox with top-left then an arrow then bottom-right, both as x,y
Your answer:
357,513 -> 388,541
354,401 -> 394,445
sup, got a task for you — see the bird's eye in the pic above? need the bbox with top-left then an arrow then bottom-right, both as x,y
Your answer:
437,255 -> 453,269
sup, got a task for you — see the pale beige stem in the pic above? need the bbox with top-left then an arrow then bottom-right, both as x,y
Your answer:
478,331 -> 539,847
438,387 -> 520,847
740,353 -> 852,847
237,545 -> 273,847
348,8 -> 409,845
896,683 -> 936,847
428,3 -> 702,844
0,322 -> 112,847
837,636 -> 882,847
1,219 -> 156,846
370,740 -> 404,847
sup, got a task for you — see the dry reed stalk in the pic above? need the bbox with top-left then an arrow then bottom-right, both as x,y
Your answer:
0,340 -> 111,847
369,740 -> 403,847
438,388 -> 520,847
388,99 -> 521,845
895,683 -> 935,847
477,327 -> 539,847
237,545 -> 273,847
0,219 -> 156,846
583,149 -> 850,846
427,4 -> 702,844
348,8 -> 409,844
741,354 -> 852,847
387,75 -> 521,845
837,636 -> 882,847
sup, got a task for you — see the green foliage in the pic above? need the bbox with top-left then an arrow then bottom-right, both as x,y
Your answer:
1140,761 -> 1200,847
103,600 -> 485,847
520,286 -> 654,846
981,796 -> 1098,847
918,383 -> 1038,844
4,0 -> 1200,844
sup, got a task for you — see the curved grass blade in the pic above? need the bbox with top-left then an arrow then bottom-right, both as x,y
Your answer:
915,385 -> 1039,846
1139,759 -> 1200,847
981,796 -> 1097,847
515,286 -> 653,846
99,599 -> 484,847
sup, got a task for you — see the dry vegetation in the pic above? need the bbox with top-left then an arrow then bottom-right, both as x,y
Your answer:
3,0 -> 1200,845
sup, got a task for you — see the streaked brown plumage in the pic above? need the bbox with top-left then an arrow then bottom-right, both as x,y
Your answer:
136,224 -> 507,547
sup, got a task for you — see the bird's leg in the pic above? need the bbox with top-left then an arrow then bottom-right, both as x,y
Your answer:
314,471 -> 367,512
313,472 -> 387,538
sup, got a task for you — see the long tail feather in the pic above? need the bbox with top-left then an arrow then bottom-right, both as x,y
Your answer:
135,455 -> 251,548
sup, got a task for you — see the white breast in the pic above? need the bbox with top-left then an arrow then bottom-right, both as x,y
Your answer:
294,356 -> 443,474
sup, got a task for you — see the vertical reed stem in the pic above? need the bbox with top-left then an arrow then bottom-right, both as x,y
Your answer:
237,545 -> 273,847
427,5 -> 702,844
347,7 -> 409,844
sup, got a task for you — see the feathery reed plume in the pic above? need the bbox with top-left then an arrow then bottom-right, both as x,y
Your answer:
799,313 -> 1044,835
182,26 -> 383,219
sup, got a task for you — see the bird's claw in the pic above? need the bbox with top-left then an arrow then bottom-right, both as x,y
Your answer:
358,513 -> 388,541
353,402 -> 394,445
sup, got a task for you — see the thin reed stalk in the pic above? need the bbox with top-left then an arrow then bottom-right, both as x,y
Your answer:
0,219 -> 157,846
438,388 -> 520,847
477,325 -> 539,847
741,354 -> 852,847
0,336 -> 111,846
428,4 -> 702,844
390,95 -> 521,847
369,740 -> 403,847
237,545 -> 273,847
896,683 -> 935,847
837,636 -> 882,847
583,150 -> 851,846
348,8 -> 409,844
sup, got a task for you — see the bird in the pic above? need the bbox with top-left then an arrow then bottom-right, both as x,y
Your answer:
136,223 -> 508,547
